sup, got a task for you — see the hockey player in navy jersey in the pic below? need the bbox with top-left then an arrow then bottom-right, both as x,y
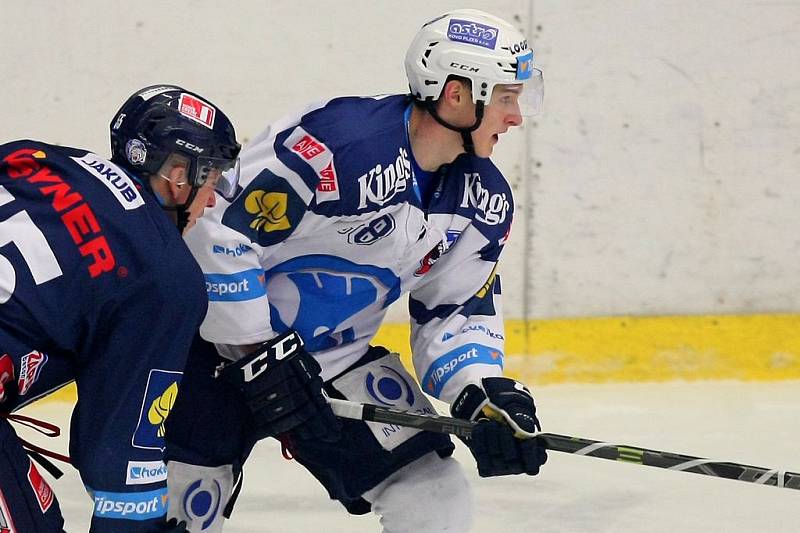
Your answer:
0,85 -> 240,532
165,9 -> 547,532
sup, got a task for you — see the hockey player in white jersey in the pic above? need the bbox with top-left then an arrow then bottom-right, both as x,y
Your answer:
164,9 -> 547,532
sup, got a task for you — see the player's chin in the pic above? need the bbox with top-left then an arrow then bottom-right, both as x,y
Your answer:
475,143 -> 495,158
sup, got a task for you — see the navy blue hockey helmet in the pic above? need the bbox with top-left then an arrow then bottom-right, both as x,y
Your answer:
110,85 -> 241,199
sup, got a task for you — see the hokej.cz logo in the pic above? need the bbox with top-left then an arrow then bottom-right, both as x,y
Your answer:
126,460 -> 168,485
183,479 -> 223,531
90,488 -> 168,521
132,370 -> 181,451
447,18 -> 499,49
422,344 -> 503,397
442,323 -> 504,342
212,243 -> 252,257
244,190 -> 291,232
365,365 -> 415,407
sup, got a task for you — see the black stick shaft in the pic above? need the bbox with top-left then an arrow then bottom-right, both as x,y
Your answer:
327,398 -> 800,490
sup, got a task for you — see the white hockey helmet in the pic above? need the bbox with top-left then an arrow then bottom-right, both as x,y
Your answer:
405,9 -> 543,116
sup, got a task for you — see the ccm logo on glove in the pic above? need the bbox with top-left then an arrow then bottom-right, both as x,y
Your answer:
241,331 -> 303,382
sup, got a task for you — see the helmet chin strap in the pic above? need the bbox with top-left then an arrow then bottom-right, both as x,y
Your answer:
424,100 -> 485,155
158,185 -> 199,234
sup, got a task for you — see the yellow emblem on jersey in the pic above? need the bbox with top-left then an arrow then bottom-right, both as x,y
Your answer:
244,190 -> 292,232
147,381 -> 179,438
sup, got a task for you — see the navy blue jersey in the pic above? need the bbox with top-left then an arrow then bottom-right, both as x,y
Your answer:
0,139 -> 206,393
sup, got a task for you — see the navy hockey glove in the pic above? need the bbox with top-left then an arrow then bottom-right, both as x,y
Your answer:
218,330 -> 341,442
150,518 -> 188,532
451,377 -> 548,477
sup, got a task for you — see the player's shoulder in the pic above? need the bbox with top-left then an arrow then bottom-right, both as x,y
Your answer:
300,94 -> 410,147
449,154 -> 514,231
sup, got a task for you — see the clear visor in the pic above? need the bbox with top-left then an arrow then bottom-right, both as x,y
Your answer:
486,69 -> 544,118
195,156 -> 241,199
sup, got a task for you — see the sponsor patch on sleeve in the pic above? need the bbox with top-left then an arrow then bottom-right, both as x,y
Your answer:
205,269 -> 267,302
283,127 -> 340,203
90,488 -> 168,521
422,343 -> 503,397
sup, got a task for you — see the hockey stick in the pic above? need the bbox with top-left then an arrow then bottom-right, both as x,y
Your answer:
327,397 -> 800,490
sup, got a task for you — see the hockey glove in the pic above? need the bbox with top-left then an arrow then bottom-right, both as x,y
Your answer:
150,518 -> 188,532
451,377 -> 548,477
218,330 -> 341,442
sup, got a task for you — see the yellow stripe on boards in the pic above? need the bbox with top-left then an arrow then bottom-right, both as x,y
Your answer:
36,314 -> 800,404
375,314 -> 800,385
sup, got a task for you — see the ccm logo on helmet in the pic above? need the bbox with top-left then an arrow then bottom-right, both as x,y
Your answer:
175,139 -> 204,153
450,62 -> 480,73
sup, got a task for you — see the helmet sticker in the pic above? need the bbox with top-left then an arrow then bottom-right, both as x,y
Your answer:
516,51 -> 534,80
137,85 -> 176,101
447,18 -> 499,49
112,113 -> 126,130
125,139 -> 147,166
178,93 -> 216,129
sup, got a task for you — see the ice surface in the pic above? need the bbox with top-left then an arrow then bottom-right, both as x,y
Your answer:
16,381 -> 799,532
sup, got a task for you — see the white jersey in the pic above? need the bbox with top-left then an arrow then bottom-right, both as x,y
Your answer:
184,94 -> 513,404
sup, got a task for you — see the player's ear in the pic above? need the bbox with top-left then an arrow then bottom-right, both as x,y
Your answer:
165,174 -> 184,203
441,78 -> 470,107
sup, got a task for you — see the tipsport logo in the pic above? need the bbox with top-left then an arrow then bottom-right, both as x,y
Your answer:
422,344 -> 503,397
91,488 -> 168,521
447,18 -> 499,50
365,366 -> 415,407
205,269 -> 266,302
132,370 -> 181,451
182,479 -> 223,531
